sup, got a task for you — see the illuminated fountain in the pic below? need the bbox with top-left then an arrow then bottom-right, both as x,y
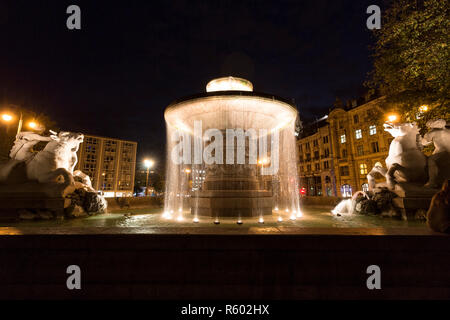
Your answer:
164,76 -> 301,222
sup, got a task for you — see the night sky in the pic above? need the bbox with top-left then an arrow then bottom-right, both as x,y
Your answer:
0,0 -> 384,166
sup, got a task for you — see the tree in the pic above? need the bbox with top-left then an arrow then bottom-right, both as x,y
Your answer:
366,0 -> 449,132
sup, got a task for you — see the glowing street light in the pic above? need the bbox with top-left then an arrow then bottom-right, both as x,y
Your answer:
387,114 -> 398,123
27,121 -> 38,129
419,105 -> 429,113
1,105 -> 23,135
143,159 -> 155,196
1,114 -> 13,122
144,159 -> 154,169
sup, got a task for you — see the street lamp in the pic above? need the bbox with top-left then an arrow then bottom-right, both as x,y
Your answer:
419,105 -> 429,113
144,159 -> 154,196
1,114 -> 12,122
28,121 -> 38,129
387,113 -> 399,123
1,105 -> 23,135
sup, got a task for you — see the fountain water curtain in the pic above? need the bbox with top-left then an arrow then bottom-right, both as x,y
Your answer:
164,76 -> 301,223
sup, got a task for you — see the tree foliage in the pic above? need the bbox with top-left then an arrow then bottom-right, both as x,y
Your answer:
366,0 -> 449,131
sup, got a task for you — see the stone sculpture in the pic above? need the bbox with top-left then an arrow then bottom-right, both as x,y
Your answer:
421,119 -> 450,188
367,122 -> 427,190
0,131 -> 106,219
334,119 -> 449,220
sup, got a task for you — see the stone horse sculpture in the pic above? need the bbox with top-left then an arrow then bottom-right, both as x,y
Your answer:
0,130 -> 106,218
367,122 -> 428,190
0,131 -> 85,188
421,119 -> 450,188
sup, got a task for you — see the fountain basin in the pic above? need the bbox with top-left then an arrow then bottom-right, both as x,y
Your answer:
164,78 -> 299,219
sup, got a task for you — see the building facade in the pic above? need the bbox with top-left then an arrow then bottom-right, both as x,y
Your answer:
297,120 -> 336,197
75,134 -> 137,197
297,97 -> 393,197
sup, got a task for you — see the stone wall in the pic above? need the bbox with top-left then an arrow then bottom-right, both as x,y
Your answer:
0,230 -> 449,299
300,196 -> 341,207
106,196 -> 163,211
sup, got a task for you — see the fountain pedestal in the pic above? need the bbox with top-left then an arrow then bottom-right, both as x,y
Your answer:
390,182 -> 439,220
193,190 -> 273,217
192,163 -> 273,217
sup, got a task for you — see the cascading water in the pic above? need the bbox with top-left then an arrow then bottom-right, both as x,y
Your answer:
163,76 -> 301,223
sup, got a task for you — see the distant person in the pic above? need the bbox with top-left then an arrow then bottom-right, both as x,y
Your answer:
427,180 -> 450,233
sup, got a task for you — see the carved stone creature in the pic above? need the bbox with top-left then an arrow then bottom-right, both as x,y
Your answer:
0,131 -> 84,188
9,131 -> 52,161
367,122 -> 427,190
421,119 -> 450,188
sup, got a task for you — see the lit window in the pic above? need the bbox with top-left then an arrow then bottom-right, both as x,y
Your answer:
355,129 -> 362,139
362,183 -> 369,192
369,125 -> 377,135
341,184 -> 352,197
340,134 -> 346,143
360,163 -> 368,175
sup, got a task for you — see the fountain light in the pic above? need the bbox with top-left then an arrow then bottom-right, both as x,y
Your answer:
237,220 -> 243,225
193,217 -> 199,223
258,217 -> 264,224
214,219 -> 220,225
162,211 -> 173,220
178,207 -> 183,213
296,209 -> 303,218
206,76 -> 253,92
274,207 -> 279,212
285,208 -> 289,213
277,216 -> 283,222
289,214 -> 296,221
177,215 -> 184,222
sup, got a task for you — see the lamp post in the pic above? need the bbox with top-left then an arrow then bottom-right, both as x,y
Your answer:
1,104 -> 24,135
144,159 -> 154,196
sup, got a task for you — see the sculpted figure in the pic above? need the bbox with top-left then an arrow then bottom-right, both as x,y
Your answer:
9,131 -> 52,161
0,131 -> 84,188
367,122 -> 427,190
421,119 -> 450,188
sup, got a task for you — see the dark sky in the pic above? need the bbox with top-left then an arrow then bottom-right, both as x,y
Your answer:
0,0 -> 384,165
